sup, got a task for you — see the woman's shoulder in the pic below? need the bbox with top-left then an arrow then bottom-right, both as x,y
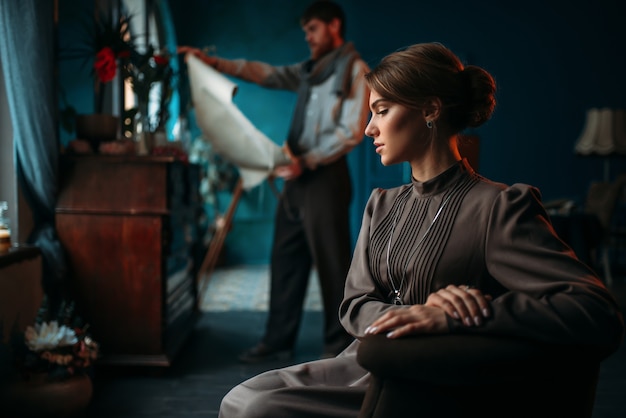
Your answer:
364,184 -> 411,213
471,174 -> 541,201
468,175 -> 547,219
368,183 -> 411,200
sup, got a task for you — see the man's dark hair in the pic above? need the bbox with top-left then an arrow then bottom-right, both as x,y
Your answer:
300,1 -> 346,39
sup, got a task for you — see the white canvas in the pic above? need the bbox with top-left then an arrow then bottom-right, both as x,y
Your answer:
187,54 -> 290,190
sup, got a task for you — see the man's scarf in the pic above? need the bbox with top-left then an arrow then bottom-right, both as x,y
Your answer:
286,42 -> 360,155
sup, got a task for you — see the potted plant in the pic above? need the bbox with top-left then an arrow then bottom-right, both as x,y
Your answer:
5,296 -> 99,417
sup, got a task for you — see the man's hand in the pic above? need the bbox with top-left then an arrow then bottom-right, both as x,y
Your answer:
272,144 -> 303,180
272,159 -> 303,180
177,46 -> 218,67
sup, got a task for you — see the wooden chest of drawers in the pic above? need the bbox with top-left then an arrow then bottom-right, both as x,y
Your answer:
56,155 -> 201,366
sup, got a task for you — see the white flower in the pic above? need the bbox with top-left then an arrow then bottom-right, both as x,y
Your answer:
24,321 -> 78,352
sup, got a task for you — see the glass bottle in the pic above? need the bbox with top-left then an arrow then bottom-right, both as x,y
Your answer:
134,98 -> 152,155
0,201 -> 11,252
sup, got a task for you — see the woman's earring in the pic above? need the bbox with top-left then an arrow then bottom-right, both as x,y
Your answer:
426,120 -> 433,129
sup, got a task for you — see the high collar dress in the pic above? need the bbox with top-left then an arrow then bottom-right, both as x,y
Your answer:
218,159 -> 624,418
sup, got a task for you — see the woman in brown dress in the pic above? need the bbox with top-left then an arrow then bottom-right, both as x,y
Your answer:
218,42 -> 624,418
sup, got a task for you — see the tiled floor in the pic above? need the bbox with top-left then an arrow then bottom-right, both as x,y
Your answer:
87,310 -> 325,418
85,267 -> 626,418
199,265 -> 321,311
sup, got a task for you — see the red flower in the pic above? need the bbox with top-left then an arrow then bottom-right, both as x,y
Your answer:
94,47 -> 117,83
153,55 -> 169,66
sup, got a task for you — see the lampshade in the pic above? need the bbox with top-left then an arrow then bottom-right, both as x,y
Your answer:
574,108 -> 626,155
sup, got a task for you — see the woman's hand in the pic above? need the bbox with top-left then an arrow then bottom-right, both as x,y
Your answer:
363,285 -> 492,339
364,305 -> 449,339
425,284 -> 492,327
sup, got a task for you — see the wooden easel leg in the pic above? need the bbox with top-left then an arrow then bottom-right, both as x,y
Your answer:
196,178 -> 244,308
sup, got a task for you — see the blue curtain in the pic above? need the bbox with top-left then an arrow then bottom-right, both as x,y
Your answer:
0,1 -> 68,305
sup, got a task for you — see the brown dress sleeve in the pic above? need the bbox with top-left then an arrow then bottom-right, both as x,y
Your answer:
452,184 -> 624,357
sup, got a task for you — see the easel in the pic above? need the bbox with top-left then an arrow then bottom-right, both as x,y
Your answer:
196,178 -> 244,307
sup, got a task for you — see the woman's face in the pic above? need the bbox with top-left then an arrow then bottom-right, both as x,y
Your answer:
364,89 -> 427,166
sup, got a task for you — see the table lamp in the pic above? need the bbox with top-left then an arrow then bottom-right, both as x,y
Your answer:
574,108 -> 626,181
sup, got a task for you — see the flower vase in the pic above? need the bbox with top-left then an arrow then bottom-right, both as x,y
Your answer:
7,373 -> 93,417
134,101 -> 153,155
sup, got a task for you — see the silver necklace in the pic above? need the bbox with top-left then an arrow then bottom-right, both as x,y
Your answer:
385,189 -> 454,305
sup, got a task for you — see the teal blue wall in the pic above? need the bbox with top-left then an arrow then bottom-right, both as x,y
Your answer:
169,0 -> 626,265
57,0 -> 97,144
58,0 -> 626,265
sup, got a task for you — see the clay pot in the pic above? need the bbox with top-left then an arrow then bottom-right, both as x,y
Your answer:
75,114 -> 119,152
7,373 -> 94,418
